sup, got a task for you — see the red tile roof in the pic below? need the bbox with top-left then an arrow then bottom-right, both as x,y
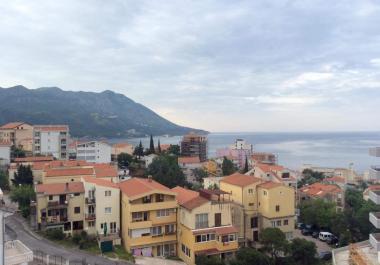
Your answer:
178,156 -> 201,164
172,186 -> 199,205
34,125 -> 68,131
300,183 -> 342,197
181,196 -> 208,210
14,156 -> 54,163
93,164 -> 118,178
256,163 -> 285,173
36,182 -> 84,195
45,167 -> 94,177
0,122 -> 26,129
258,181 -> 283,189
221,173 -> 261,187
324,176 -> 346,183
82,176 -> 119,188
113,143 -> 133,148
119,177 -> 174,198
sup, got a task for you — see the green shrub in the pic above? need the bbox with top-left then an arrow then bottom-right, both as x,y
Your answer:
46,228 -> 65,240
72,233 -> 81,244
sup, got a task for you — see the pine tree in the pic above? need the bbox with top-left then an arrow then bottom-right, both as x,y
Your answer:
149,134 -> 155,154
157,139 -> 162,153
243,156 -> 249,173
133,140 -> 144,159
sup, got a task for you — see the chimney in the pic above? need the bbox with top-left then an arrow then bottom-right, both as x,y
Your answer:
65,182 -> 69,191
148,175 -> 152,182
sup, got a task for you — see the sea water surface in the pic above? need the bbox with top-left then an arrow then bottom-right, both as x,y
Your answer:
110,132 -> 380,173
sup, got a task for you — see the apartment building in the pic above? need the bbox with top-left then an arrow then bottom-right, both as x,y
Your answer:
178,156 -> 203,183
33,125 -> 69,159
173,187 -> 238,265
250,163 -> 297,188
82,176 -> 121,245
76,141 -> 112,163
180,132 -> 208,162
220,173 -> 295,245
120,177 -> 178,257
251,152 -> 277,165
8,156 -> 55,183
35,182 -> 85,234
216,139 -> 253,169
0,122 -> 33,151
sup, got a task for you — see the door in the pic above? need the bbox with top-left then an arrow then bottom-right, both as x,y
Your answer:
215,213 -> 221,227
253,231 -> 259,242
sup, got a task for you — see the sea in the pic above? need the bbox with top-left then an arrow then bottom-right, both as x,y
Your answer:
110,132 -> 380,173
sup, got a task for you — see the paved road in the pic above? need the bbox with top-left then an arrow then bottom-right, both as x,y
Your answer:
4,212 -> 133,265
294,229 -> 332,253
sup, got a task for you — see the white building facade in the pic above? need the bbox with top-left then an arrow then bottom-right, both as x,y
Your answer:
76,141 -> 111,163
33,125 -> 69,159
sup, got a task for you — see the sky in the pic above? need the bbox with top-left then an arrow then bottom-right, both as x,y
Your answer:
1,1 -> 380,132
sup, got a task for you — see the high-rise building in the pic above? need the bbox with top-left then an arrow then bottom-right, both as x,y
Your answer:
180,132 -> 207,162
33,125 -> 69,159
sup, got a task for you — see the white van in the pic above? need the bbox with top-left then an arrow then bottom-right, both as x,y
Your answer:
319,232 -> 333,241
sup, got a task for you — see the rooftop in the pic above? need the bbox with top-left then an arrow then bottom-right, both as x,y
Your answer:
14,156 -> 54,163
172,186 -> 199,205
34,125 -> 68,131
45,167 -> 94,177
82,176 -> 119,188
221,172 -> 261,187
178,156 -> 201,164
36,182 -> 84,195
119,177 -> 174,198
258,181 -> 284,189
299,182 -> 342,197
0,122 -> 27,129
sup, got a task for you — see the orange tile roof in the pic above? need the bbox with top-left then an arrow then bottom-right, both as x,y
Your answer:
221,173 -> 261,187
178,156 -> 201,164
0,122 -> 25,129
367,185 -> 380,191
258,181 -> 283,189
300,183 -> 342,197
256,163 -> 285,173
119,177 -> 174,198
45,167 -> 94,177
181,196 -> 208,210
160,144 -> 171,151
93,164 -> 118,178
14,156 -> 54,163
172,186 -> 199,205
82,176 -> 119,188
36,182 -> 84,195
324,176 -> 346,183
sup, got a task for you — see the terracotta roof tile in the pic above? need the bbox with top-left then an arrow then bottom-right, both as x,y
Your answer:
256,163 -> 285,173
93,164 -> 118,178
82,176 -> 119,189
45,167 -> 94,177
178,156 -> 201,164
172,186 -> 199,205
34,125 -> 68,131
258,181 -> 283,189
14,156 -> 54,163
221,173 -> 261,187
36,182 -> 84,195
181,196 -> 208,210
119,178 -> 174,198
300,183 -> 342,197
324,176 -> 346,183
113,143 -> 133,148
0,122 -> 25,129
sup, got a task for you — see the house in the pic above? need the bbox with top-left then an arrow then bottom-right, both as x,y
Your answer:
35,182 -> 85,234
249,163 -> 297,188
112,142 -> 134,159
0,122 -> 34,152
251,152 -> 277,165
220,173 -> 296,245
82,176 -> 121,246
203,176 -> 224,189
0,140 -> 12,165
299,183 -> 344,211
143,154 -> 158,168
120,177 -> 178,257
33,125 -> 69,159
363,185 -> 380,201
76,141 -> 112,163
173,187 -> 239,265
323,176 -> 347,190
178,156 -> 203,183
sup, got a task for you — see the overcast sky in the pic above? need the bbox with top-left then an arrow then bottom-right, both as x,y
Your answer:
1,1 -> 380,132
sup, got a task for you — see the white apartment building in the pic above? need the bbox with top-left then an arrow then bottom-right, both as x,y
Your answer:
0,140 -> 11,165
33,125 -> 69,160
82,176 -> 121,246
76,141 -> 111,163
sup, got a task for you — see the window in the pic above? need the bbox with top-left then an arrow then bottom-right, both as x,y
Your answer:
196,233 -> 215,242
263,191 -> 267,195
88,221 -> 95,227
271,221 -> 276,227
105,190 -> 111,196
156,209 -> 172,217
143,196 -> 152,203
105,207 -> 112,214
181,244 -> 191,257
195,213 -> 208,229
276,220 -> 282,226
284,219 -> 289,226
110,222 -> 117,233
228,234 -> 235,241
165,224 -> 175,234
132,212 -> 148,222
156,194 -> 164,202
74,207 -> 80,214
248,203 -> 254,206
151,226 -> 162,236
49,195 -> 53,200
251,217 -> 258,228
248,189 -> 253,194
74,193 -> 80,196
101,223 -> 104,229
275,205 -> 280,212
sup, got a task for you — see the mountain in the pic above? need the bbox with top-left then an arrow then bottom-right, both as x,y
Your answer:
0,85 -> 207,138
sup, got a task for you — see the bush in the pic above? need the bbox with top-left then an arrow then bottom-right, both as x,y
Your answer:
72,233 -> 82,244
46,228 -> 65,240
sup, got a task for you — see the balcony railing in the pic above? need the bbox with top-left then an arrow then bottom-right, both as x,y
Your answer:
369,147 -> 380,157
47,201 -> 68,208
85,197 -> 96,204
370,233 -> 380,251
41,216 -> 68,225
4,240 -> 33,265
369,212 -> 380,229
369,190 -> 380,205
85,213 -> 96,220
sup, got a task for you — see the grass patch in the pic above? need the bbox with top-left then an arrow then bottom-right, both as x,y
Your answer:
110,246 -> 135,262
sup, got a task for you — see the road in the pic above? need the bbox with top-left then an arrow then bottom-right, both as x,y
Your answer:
294,229 -> 332,253
4,212 -> 133,265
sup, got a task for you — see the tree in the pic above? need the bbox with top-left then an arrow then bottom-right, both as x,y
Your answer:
12,165 -> 33,186
146,155 -> 186,188
0,170 -> 10,191
167,144 -> 180,156
299,199 -> 336,228
11,146 -> 26,159
192,168 -> 208,183
290,238 -> 318,265
260,228 -> 288,261
148,135 -> 155,154
117,153 -> 133,168
157,139 -> 162,153
243,156 -> 249,173
230,248 -> 271,265
133,141 -> 144,159
195,255 -> 224,265
10,185 -> 35,217
222,156 -> 236,176
298,169 -> 325,188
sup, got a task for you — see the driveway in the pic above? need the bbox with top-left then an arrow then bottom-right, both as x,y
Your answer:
135,257 -> 185,265
4,211 -> 133,265
293,229 -> 332,253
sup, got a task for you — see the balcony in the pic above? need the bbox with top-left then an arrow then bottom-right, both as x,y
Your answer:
369,190 -> 380,205
369,212 -> 380,228
369,166 -> 380,180
370,233 -> 380,251
85,213 -> 96,220
47,201 -> 68,209
128,233 -> 176,247
129,220 -> 153,229
42,215 -> 68,225
129,200 -> 177,212
4,240 -> 33,265
85,197 -> 96,204
369,147 -> 380,157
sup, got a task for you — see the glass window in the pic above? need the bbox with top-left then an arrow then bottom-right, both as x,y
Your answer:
105,190 -> 111,196
105,207 -> 112,214
195,213 -> 208,229
74,207 -> 80,214
284,219 -> 289,225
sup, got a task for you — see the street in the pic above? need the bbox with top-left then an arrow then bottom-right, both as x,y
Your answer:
294,229 -> 332,253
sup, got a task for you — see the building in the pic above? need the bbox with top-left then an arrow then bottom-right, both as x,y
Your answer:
299,183 -> 344,211
323,176 -> 347,190
120,177 -> 178,257
33,125 -> 69,159
35,182 -> 85,234
4,240 -> 33,265
82,176 -> 121,246
8,156 -> 55,183
143,154 -> 158,168
173,187 -> 239,265
112,142 -> 134,159
363,185 -> 380,201
216,139 -> 253,169
302,164 -> 360,184
178,156 -> 203,183
0,122 -> 34,152
203,176 -> 224,189
249,163 -> 297,188
180,132 -> 208,162
251,152 -> 277,165
76,141 -> 112,163
219,173 -> 295,245
333,147 -> 380,265
0,140 -> 11,165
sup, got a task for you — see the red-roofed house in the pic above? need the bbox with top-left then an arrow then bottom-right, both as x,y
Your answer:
299,182 -> 344,211
172,186 -> 238,265
250,163 -> 297,188
35,182 -> 85,234
119,177 -> 178,257
0,122 -> 33,151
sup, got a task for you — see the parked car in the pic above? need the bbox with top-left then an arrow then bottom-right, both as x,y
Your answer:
326,235 -> 339,246
302,224 -> 318,236
319,231 -> 334,241
312,230 -> 320,238
297,223 -> 305,230
319,251 -> 332,260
